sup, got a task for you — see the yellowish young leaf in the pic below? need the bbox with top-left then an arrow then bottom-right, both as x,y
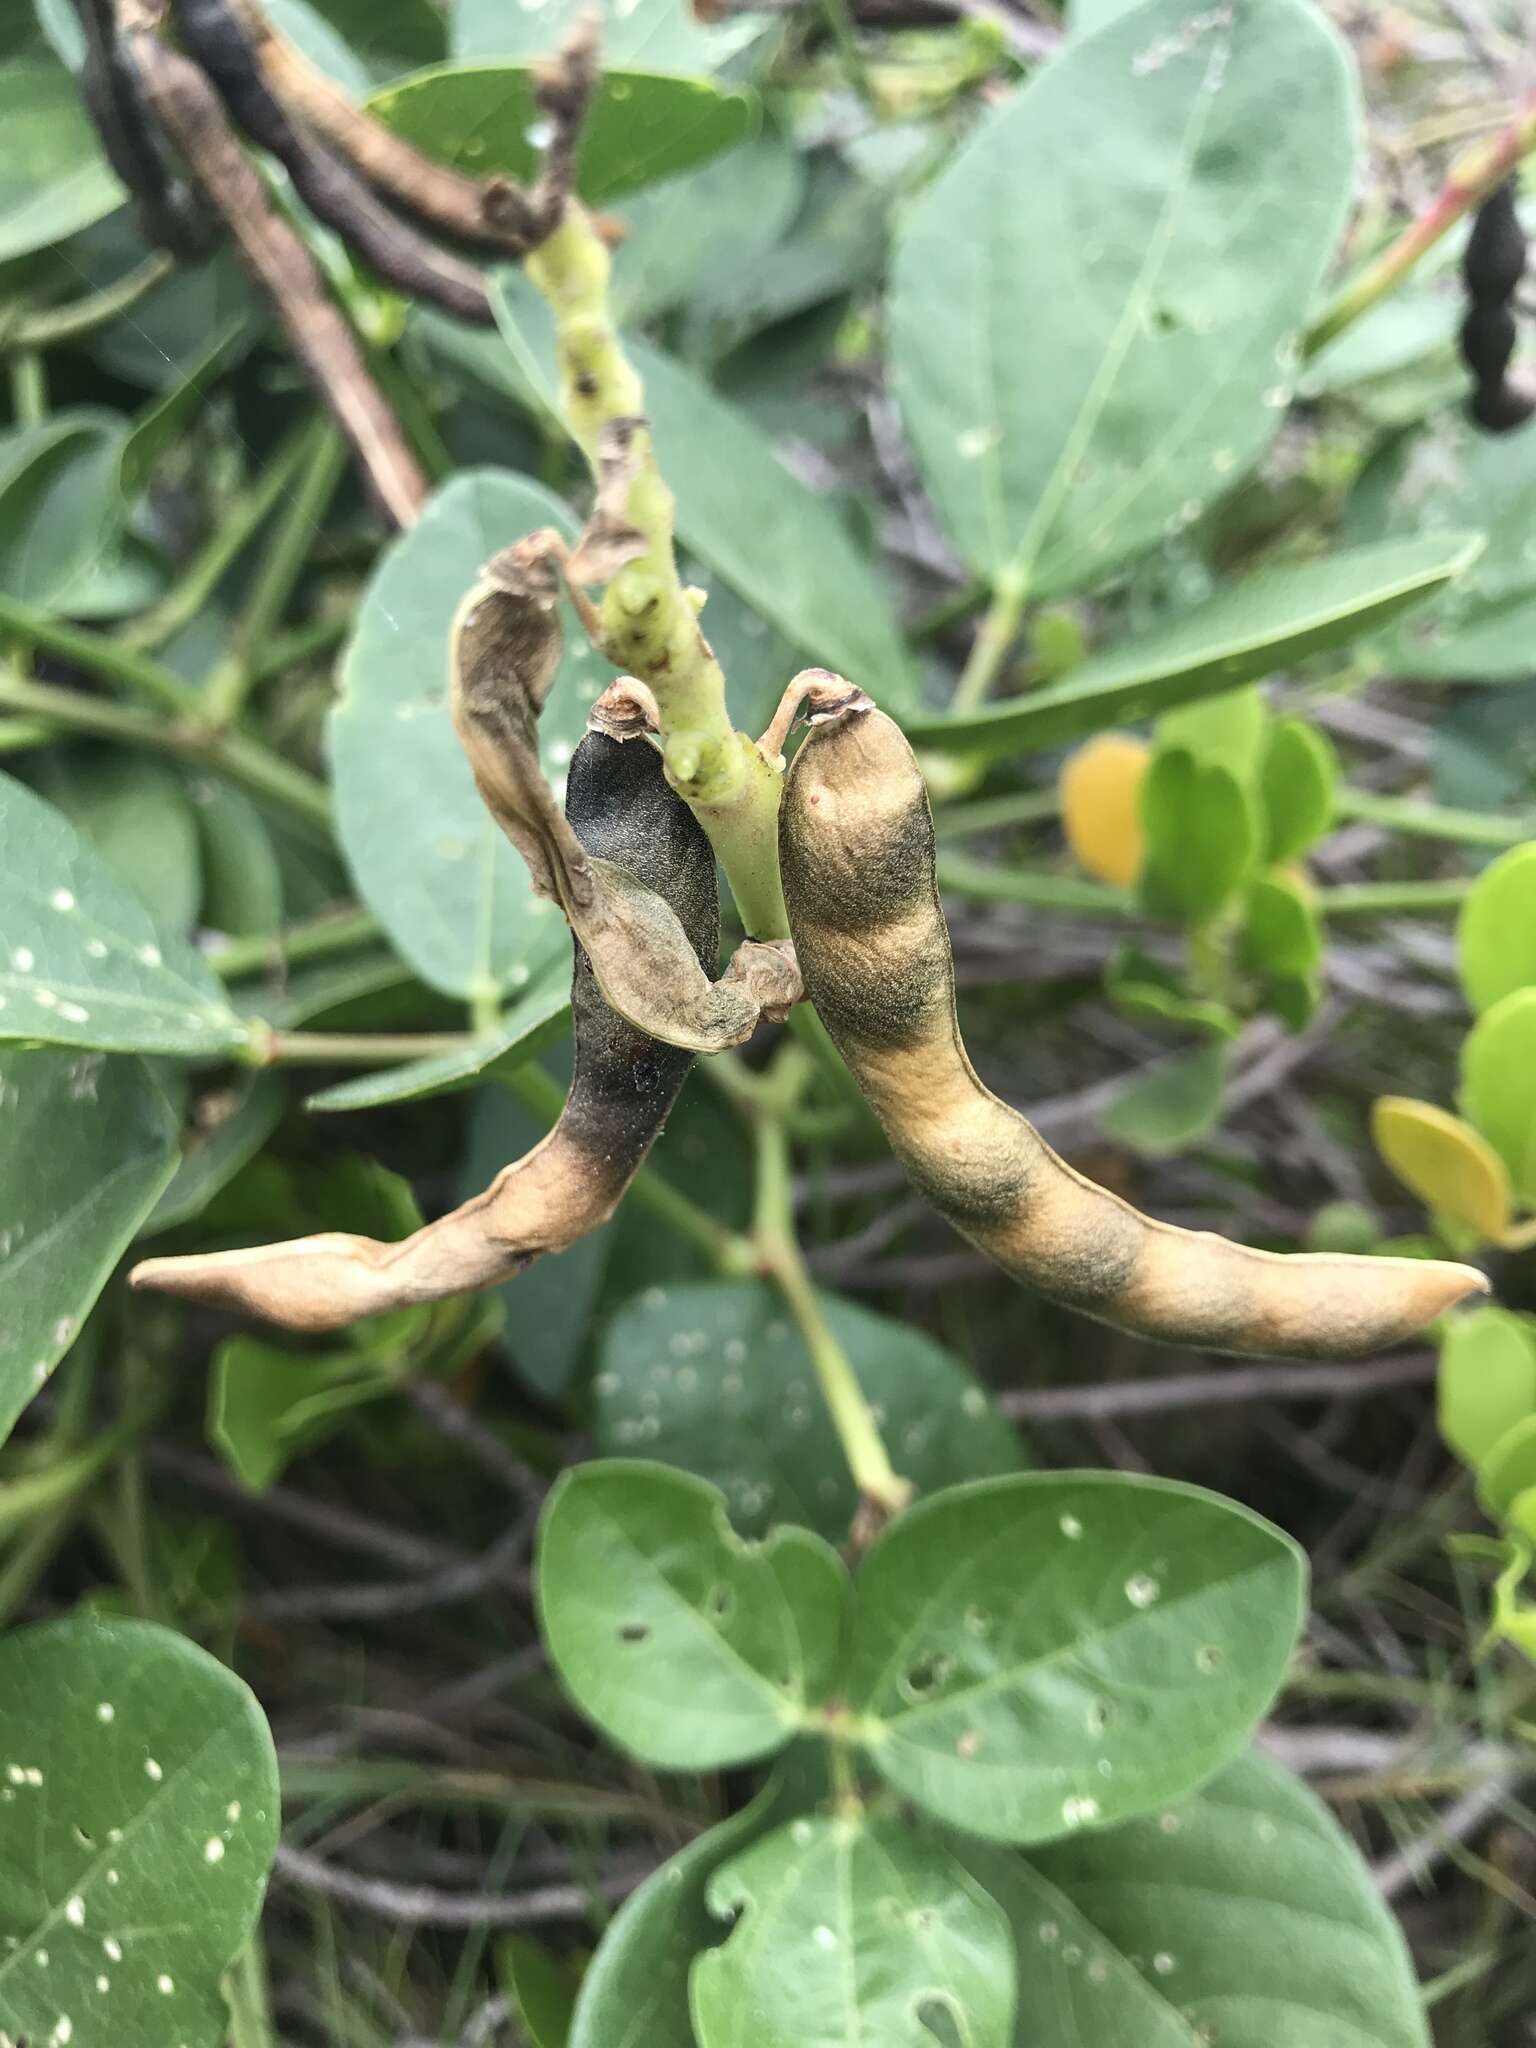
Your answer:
1372,1096 -> 1512,1245
1059,733 -> 1149,887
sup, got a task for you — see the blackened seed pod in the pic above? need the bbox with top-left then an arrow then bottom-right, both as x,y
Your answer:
130,730 -> 718,1330
1460,176 -> 1535,433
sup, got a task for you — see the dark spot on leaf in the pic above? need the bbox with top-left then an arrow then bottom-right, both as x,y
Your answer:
619,1622 -> 649,1642
916,1997 -> 964,2048
899,1652 -> 952,1702
707,1583 -> 734,1620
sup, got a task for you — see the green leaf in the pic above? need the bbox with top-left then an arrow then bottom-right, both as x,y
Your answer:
889,0 -> 1356,596
1099,1039 -> 1230,1157
1155,686 -> 1265,782
593,1279 -> 1024,1542
1239,872 -> 1323,980
265,0 -> 373,94
330,470 -> 594,1003
193,782 -> 284,940
1438,1306 -> 1536,1471
1261,716 -> 1338,861
1462,987 -> 1536,1204
500,1937 -> 579,2048
0,410 -> 130,609
304,967 -> 570,1112
844,1472 -> 1304,1844
492,277 -> 917,701
452,0 -> 760,71
0,1047 -> 177,1447
0,771 -> 248,1056
1458,841 -> 1536,1017
0,55 -> 122,261
1138,750 -> 1259,923
960,1750 -> 1430,2048
368,65 -> 753,207
568,1766 -> 802,2048
117,320 -> 252,502
1386,425 -> 1536,679
1371,1097 -> 1511,1243
536,1460 -> 848,1770
140,1072 -> 287,1238
905,535 -> 1478,761
39,752 -> 203,936
1477,1413 -> 1536,1520
692,1814 -> 1016,2048
209,1334 -> 400,1490
0,1615 -> 279,2048
611,138 -> 807,330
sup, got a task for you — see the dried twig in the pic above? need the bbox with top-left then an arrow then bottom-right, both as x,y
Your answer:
124,0 -> 428,527
272,1841 -> 649,1927
998,1350 -> 1437,1422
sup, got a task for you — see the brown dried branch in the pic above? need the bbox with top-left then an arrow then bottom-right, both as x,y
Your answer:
123,0 -> 428,528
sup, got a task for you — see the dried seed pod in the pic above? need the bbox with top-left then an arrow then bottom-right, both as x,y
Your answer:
1460,177 -> 1535,434
130,727 -> 716,1331
450,538 -> 800,1052
779,694 -> 1488,1360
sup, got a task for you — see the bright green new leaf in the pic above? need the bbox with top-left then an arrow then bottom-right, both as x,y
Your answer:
0,56 -> 123,261
209,1335 -> 402,1491
568,1768 -> 802,2048
845,1472 -> 1304,1844
1138,750 -> 1259,923
305,968 -> 570,1112
536,1461 -> 848,1769
905,535 -> 1477,761
1462,987 -> 1536,1204
1156,686 -> 1265,781
1372,1096 -> 1512,1243
1239,872 -> 1323,980
593,1280 -> 1023,1542
492,276 -> 917,702
1099,1039 -> 1230,1157
0,772 -> 248,1056
1438,1306 -> 1536,1471
0,1047 -> 177,1448
330,471 -> 594,1003
1478,1413 -> 1536,1520
961,1751 -> 1430,2047
368,65 -> 753,207
692,1815 -> 1016,2048
1261,715 -> 1338,860
889,0 -> 1357,597
0,1615 -> 279,2048
452,0 -> 760,72
1458,841 -> 1536,1017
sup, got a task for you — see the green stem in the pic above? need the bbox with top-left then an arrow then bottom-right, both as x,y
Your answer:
207,418 -> 348,724
949,569 -> 1028,716
936,786 -> 1062,838
751,1091 -> 910,1516
906,578 -> 989,647
1317,878 -> 1473,917
936,848 -> 1129,912
4,254 -> 175,350
251,1028 -> 479,1067
118,423 -> 320,657
246,607 -> 351,685
9,350 -> 46,426
226,1941 -> 277,2048
498,1060 -> 750,1270
525,205 -> 789,941
1304,88 -> 1536,357
1335,787 -> 1533,848
0,667 -> 332,835
0,593 -> 200,715
211,906 -> 381,980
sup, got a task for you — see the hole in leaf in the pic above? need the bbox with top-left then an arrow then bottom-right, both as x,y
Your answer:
915,1995 -> 965,2047
1195,1643 -> 1223,1673
707,1583 -> 735,1621
619,1622 -> 649,1643
1148,304 -> 1180,336
899,1653 -> 952,1703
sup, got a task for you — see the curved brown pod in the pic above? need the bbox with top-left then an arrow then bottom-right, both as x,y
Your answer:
779,697 -> 1488,1360
130,729 -> 715,1333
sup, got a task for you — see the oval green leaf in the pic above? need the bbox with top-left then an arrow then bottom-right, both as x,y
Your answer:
0,411 -> 130,610
845,1472 -> 1305,1844
0,1615 -> 279,2048
1261,715 -> 1338,861
959,1750 -> 1430,2047
536,1460 -> 848,1770
1099,1039 -> 1230,1158
1438,1305 -> 1536,1472
0,771 -> 249,1056
692,1814 -> 1016,2048
0,1047 -> 177,1448
1458,841 -> 1536,1017
1461,986 -> 1536,1204
368,64 -> 753,207
452,0 -> 761,72
0,56 -> 123,261
906,535 -> 1479,760
1371,1096 -> 1511,1243
330,470 -> 597,1003
594,1279 -> 1024,1542
1138,750 -> 1259,923
889,0 -> 1357,596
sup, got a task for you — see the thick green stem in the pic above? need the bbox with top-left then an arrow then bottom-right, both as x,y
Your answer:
211,906 -> 380,980
949,568 -> 1028,715
1318,878 -> 1473,917
1305,90 -> 1536,358
0,593 -> 200,715
525,205 -> 789,940
0,667 -> 332,835
3,254 -> 174,350
1335,788 -> 1533,849
250,1028 -> 478,1066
